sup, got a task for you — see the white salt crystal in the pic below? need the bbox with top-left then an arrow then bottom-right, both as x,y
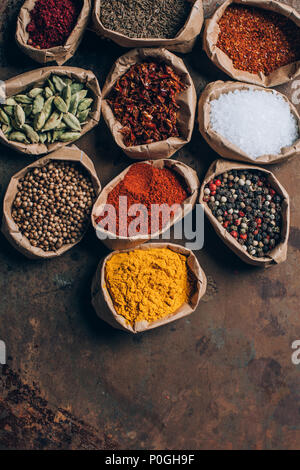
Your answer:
209,89 -> 299,159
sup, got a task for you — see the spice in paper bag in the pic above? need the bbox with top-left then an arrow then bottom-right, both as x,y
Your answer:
200,160 -> 290,267
2,146 -> 101,259
92,159 -> 199,251
99,0 -> 191,39
203,0 -> 300,87
198,81 -> 300,165
0,66 -> 101,156
91,243 -> 207,333
92,0 -> 203,54
16,0 -> 92,65
102,48 -> 196,160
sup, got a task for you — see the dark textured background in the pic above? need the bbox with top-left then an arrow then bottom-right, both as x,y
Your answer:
1,0 -> 300,450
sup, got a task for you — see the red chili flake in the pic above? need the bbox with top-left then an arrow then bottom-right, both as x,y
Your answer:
217,4 -> 300,76
108,62 -> 186,147
27,0 -> 82,49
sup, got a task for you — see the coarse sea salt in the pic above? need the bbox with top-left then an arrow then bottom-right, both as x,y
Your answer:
209,89 -> 299,159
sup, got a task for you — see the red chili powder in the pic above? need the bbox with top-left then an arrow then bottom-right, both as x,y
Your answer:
95,163 -> 189,236
27,0 -> 82,49
217,4 -> 300,76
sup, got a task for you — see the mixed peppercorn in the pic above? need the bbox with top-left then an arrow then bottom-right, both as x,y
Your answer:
203,170 -> 283,258
217,4 -> 300,76
12,161 -> 95,252
108,62 -> 186,147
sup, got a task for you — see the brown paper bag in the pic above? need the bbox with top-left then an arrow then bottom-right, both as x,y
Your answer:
91,242 -> 207,333
0,66 -> 101,156
91,159 -> 200,250
199,159 -> 290,267
203,0 -> 300,87
91,0 -> 203,54
2,146 -> 101,260
102,48 -> 197,160
198,80 -> 300,165
16,0 -> 92,65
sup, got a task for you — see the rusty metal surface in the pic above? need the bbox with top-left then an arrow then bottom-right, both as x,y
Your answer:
1,0 -> 300,450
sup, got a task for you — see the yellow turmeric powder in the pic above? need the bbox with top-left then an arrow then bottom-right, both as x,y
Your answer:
105,247 -> 191,326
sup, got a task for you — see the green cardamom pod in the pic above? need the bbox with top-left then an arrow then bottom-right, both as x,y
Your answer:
9,131 -> 29,143
69,93 -> 79,115
52,129 -> 64,142
28,88 -> 43,98
5,97 -> 17,106
56,121 -> 67,130
14,95 -> 32,105
14,104 -> 25,127
39,133 -> 47,144
23,124 -> 40,144
11,116 -> 22,130
43,96 -> 55,121
2,124 -> 12,135
24,105 -> 33,118
0,108 -> 10,125
76,89 -> 88,101
77,108 -> 90,123
62,85 -> 71,111
44,87 -> 54,99
70,83 -> 84,93
52,75 -> 66,92
3,105 -> 14,117
54,96 -> 68,114
34,111 -> 47,131
59,131 -> 82,142
32,94 -> 45,115
62,112 -> 82,131
43,111 -> 62,131
47,78 -> 56,93
64,78 -> 73,86
47,132 -> 52,143
77,98 -> 93,113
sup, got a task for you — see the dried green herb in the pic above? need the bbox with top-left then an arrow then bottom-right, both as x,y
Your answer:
99,0 -> 191,39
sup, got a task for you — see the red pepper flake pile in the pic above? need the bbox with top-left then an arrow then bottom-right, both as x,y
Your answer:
95,163 -> 189,236
108,62 -> 186,147
217,4 -> 300,76
27,0 -> 82,49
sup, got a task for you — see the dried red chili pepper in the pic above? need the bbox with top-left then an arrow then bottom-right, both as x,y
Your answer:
217,5 -> 300,76
108,62 -> 186,147
95,163 -> 189,236
27,0 -> 82,49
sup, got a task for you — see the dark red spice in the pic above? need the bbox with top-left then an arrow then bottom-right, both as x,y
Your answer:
95,163 -> 189,236
27,0 -> 82,49
108,62 -> 186,147
217,4 -> 300,76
